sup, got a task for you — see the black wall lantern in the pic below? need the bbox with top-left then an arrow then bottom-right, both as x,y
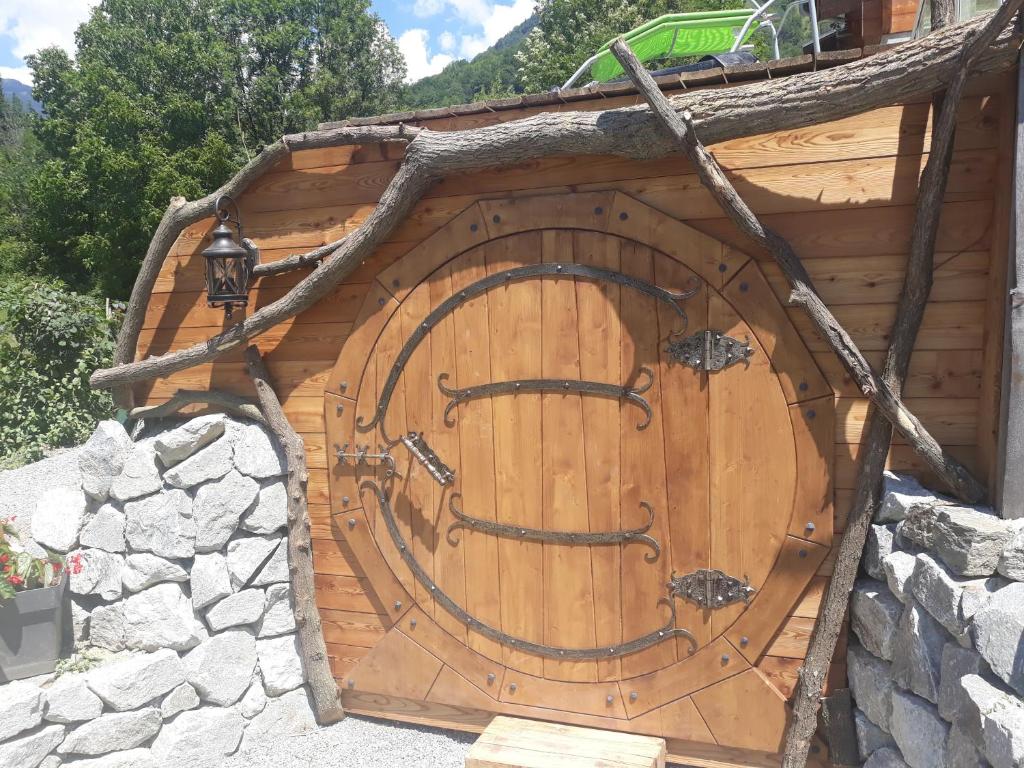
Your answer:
203,195 -> 255,318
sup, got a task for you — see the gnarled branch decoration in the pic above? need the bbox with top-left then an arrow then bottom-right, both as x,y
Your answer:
92,11 -> 1020,503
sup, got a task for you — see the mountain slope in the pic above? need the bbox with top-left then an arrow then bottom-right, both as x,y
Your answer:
401,14 -> 538,110
1,79 -> 41,113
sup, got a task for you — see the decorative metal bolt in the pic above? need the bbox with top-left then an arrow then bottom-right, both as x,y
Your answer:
392,278 -> 400,289
342,496 -> 350,506
798,381 -> 808,391
805,522 -> 816,533
798,549 -> 808,559
619,212 -> 629,221
470,223 -> 478,232
492,214 -> 501,224
739,282 -> 749,292
347,518 -> 356,530
721,654 -> 730,664
594,207 -> 603,215
409,618 -> 417,629
606,695 -> 614,705
347,679 -> 355,689
486,673 -> 496,685
336,403 -> 345,415
811,745 -> 821,755
340,381 -> 349,392
629,691 -> 638,702
509,683 -> 517,694
740,636 -> 749,647
718,263 -> 728,273
806,409 -> 816,420
393,600 -> 402,611
377,297 -> 386,306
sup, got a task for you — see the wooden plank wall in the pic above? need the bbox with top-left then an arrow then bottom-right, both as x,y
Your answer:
134,69 -> 1014,696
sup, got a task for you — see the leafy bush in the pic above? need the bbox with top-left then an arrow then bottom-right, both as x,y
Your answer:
0,279 -> 118,467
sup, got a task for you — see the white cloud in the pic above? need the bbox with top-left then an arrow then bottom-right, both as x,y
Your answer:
412,0 -> 446,18
438,31 -> 456,51
452,0 -> 534,59
0,0 -> 94,64
398,28 -> 454,82
0,65 -> 33,84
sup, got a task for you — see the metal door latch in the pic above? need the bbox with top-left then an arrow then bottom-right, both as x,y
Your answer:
667,568 -> 756,609
667,330 -> 753,372
401,432 -> 455,486
334,443 -> 397,478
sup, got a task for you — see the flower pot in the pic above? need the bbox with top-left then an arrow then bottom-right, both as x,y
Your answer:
0,573 -> 66,682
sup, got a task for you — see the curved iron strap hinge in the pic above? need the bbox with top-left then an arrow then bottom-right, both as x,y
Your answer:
361,480 -> 696,659
667,568 -> 757,609
666,330 -> 753,372
357,263 -> 701,442
446,495 -> 661,562
437,367 -> 655,430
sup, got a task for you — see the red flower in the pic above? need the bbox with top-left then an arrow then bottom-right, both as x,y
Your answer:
68,553 -> 84,575
8,574 -> 22,586
0,554 -> 7,564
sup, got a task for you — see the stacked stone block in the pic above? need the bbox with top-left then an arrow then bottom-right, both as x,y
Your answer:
851,472 -> 1024,768
0,415 -> 318,768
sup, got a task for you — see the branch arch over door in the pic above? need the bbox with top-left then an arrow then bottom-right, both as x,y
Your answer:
323,191 -> 833,756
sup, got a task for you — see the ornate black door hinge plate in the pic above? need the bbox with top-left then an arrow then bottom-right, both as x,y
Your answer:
667,330 -> 753,372
668,568 -> 756,609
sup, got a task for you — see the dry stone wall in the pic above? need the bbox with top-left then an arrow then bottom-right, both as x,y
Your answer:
852,472 -> 1024,768
0,415 -> 318,768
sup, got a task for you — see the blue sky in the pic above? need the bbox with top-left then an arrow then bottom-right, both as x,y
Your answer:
0,0 -> 534,86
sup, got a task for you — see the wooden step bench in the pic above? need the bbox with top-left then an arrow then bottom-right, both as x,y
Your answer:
466,716 -> 667,768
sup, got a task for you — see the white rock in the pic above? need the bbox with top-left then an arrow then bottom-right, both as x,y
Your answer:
108,440 -> 162,502
68,548 -> 124,601
124,489 -> 195,559
953,674 -> 1008,747
0,724 -> 65,768
898,504 -> 942,550
259,583 -> 296,638
960,577 -> 1007,625
238,674 -> 268,718
0,680 -> 46,740
159,682 -> 199,719
849,643 -> 896,731
257,634 -> 304,696
64,748 -> 158,768
233,422 -> 287,479
884,550 -> 920,604
86,648 -> 185,711
121,553 -> 187,593
947,722 -> 988,768
932,505 -> 1015,577
865,524 -> 897,581
241,481 -> 288,534
150,706 -> 245,766
863,747 -> 909,768
910,553 -> 980,644
44,674 -> 103,723
190,552 -> 232,610
252,536 -> 289,587
226,535 -> 280,589
122,583 -> 206,652
973,581 -> 1024,696
206,588 -> 265,631
38,755 -> 60,768
31,487 -> 88,552
78,504 -> 126,553
153,414 -> 226,467
162,437 -> 234,489
851,579 -> 903,661
854,707 -> 896,760
241,686 -> 316,752
878,471 -> 941,524
78,420 -> 133,501
56,708 -> 162,756
193,469 -> 259,552
890,689 -> 949,768
938,643 -> 990,723
998,524 -> 1024,581
89,603 -> 126,651
183,629 -> 258,706
892,600 -> 948,703
982,696 -> 1024,768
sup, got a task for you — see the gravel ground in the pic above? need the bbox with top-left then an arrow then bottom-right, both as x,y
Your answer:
223,716 -> 476,768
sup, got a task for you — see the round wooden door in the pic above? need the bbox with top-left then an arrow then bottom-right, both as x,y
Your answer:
324,193 -> 833,752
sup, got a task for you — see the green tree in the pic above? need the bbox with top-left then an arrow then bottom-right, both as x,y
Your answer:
27,0 -> 405,298
0,85 -> 46,277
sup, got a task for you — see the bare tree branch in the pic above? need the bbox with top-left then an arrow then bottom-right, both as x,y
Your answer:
128,389 -> 266,424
